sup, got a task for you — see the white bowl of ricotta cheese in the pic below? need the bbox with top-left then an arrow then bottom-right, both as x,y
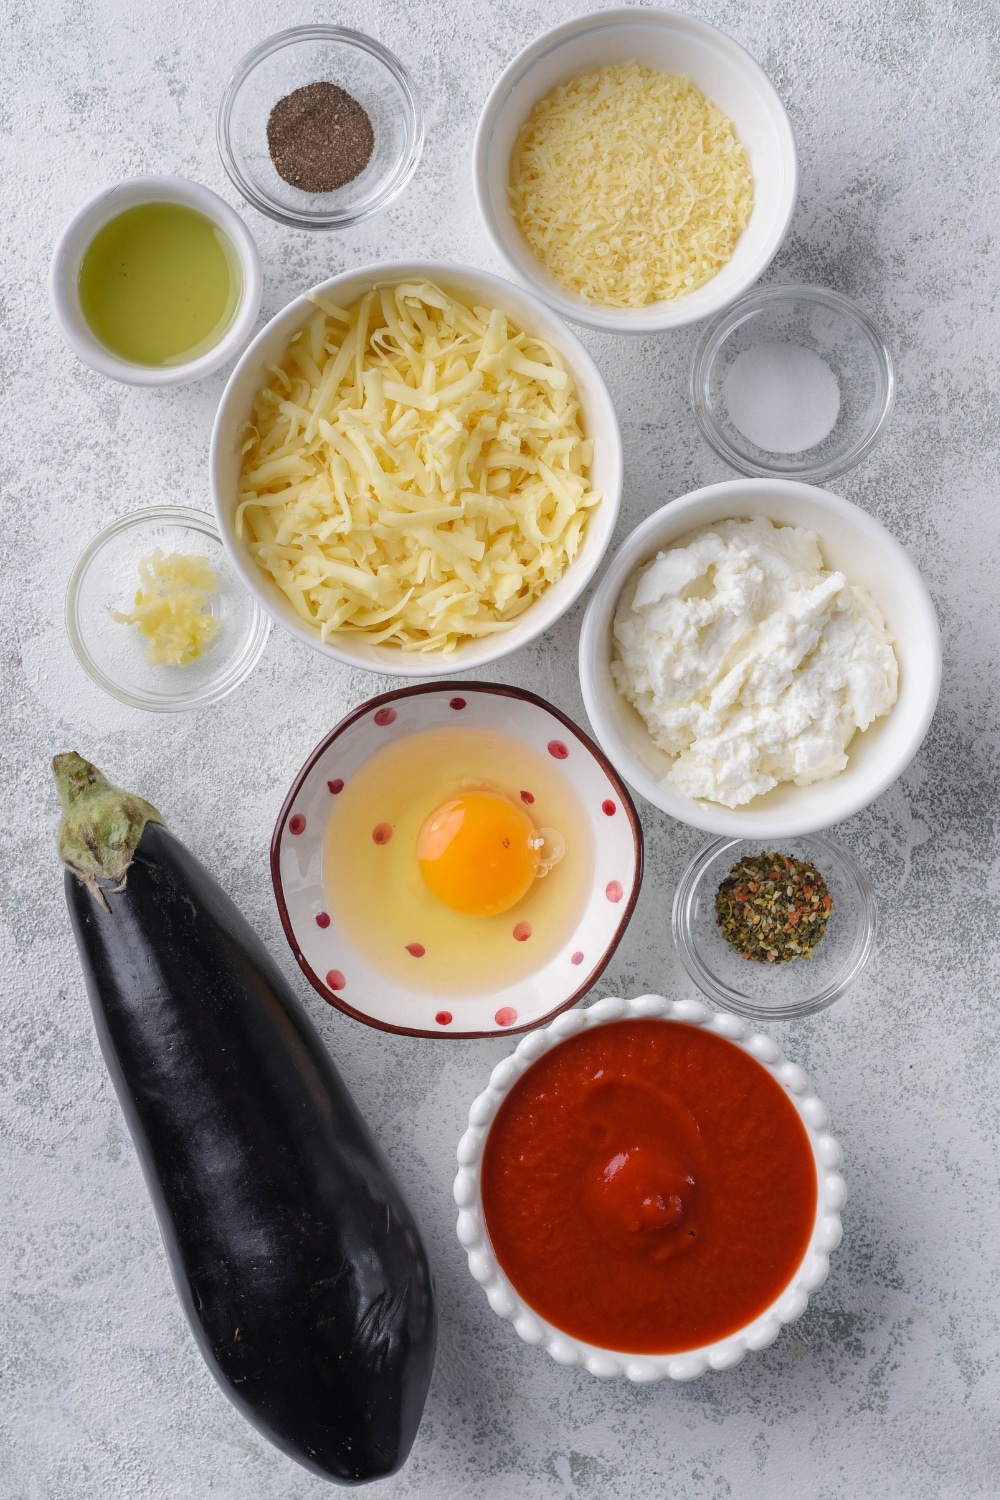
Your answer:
579,478 -> 941,837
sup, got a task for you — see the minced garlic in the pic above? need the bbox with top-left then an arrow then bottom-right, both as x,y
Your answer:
509,62 -> 754,308
235,281 -> 601,653
112,550 -> 220,666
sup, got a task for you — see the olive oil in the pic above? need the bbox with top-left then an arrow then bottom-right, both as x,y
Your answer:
78,202 -> 241,367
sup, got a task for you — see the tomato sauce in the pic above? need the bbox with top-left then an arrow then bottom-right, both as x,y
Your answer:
480,1020 -> 818,1353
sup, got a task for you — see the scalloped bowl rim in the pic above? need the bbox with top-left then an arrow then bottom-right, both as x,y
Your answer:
454,992 -> 846,1381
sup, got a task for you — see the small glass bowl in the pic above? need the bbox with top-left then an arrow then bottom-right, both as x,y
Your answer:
690,285 -> 895,482
66,506 -> 270,712
672,834 -> 876,1019
217,26 -> 422,231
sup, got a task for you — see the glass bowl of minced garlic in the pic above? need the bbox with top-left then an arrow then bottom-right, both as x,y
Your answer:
66,506 -> 270,711
474,9 -> 797,333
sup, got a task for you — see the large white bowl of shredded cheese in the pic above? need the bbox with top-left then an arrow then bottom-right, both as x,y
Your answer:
579,479 -> 941,837
474,8 -> 797,333
211,260 -> 622,674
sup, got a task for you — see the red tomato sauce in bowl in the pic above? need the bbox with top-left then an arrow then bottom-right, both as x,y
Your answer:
480,1019 -> 818,1354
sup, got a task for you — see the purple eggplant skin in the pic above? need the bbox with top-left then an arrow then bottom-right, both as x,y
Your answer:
63,818 -> 436,1485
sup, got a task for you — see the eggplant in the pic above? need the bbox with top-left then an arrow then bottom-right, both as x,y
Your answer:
54,752 -> 436,1486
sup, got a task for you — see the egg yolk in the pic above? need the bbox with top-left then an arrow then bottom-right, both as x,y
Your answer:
417,790 -> 539,917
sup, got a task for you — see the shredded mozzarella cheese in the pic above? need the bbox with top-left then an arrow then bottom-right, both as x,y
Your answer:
236,281 -> 601,653
509,62 -> 754,308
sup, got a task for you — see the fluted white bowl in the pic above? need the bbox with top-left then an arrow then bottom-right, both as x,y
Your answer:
454,992 -> 846,1381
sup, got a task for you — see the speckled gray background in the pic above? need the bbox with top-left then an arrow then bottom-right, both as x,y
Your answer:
3,0 -> 999,1494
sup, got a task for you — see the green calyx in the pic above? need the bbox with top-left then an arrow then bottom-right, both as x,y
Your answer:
53,752 -> 165,908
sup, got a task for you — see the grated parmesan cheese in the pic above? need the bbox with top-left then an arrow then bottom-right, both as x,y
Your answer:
112,550 -> 220,666
509,62 -> 754,308
235,281 -> 601,653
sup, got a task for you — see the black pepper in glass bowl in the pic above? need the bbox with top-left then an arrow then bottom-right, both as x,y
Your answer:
672,834 -> 876,1019
267,82 -> 374,193
218,26 -> 422,231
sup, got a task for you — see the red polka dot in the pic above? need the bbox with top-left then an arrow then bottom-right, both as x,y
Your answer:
326,970 -> 346,991
602,799 -> 616,816
571,951 -> 584,965
327,778 -> 344,794
495,1007 -> 518,1027
547,740 -> 569,759
449,697 -> 466,710
606,880 -> 624,903
315,912 -> 331,929
372,822 -> 393,845
374,706 -> 397,726
288,814 -> 306,835
406,943 -> 426,958
513,921 -> 532,942
435,1011 -> 453,1025
520,789 -> 535,804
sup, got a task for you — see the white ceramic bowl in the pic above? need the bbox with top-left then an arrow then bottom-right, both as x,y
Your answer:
455,993 -> 846,1381
49,176 -> 262,386
270,682 -> 643,1038
211,260 -> 623,677
473,7 -> 797,334
579,478 -> 941,837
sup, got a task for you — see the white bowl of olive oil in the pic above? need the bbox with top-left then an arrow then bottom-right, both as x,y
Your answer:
49,175 -> 262,386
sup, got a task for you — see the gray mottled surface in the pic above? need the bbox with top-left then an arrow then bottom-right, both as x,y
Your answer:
2,0 -> 999,1495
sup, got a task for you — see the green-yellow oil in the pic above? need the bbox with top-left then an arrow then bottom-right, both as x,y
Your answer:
78,202 -> 242,367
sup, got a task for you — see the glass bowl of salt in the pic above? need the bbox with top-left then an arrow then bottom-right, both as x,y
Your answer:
689,285 -> 894,482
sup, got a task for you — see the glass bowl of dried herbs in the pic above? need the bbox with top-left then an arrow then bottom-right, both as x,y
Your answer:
671,834 -> 876,1019
218,26 -> 422,231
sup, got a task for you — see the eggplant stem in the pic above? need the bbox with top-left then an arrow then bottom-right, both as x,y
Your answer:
53,752 -> 165,907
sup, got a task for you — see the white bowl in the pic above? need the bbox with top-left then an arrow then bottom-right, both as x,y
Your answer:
211,260 -> 623,677
578,478 -> 941,837
271,683 -> 643,1037
473,7 -> 797,334
455,993 -> 846,1381
49,175 -> 262,386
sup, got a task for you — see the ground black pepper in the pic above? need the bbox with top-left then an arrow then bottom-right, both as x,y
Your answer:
266,81 -> 374,194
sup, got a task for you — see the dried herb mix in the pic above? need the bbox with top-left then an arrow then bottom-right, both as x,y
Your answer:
266,81 -> 374,194
715,851 -> 833,963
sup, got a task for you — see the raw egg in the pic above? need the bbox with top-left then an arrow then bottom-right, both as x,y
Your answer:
322,726 -> 591,999
417,790 -> 539,917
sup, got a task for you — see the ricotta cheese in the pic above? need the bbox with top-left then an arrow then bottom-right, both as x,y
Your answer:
611,517 -> 899,807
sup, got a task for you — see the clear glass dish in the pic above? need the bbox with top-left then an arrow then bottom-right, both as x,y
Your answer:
217,25 -> 422,231
66,506 -> 270,712
671,834 -> 876,1019
690,285 -> 895,482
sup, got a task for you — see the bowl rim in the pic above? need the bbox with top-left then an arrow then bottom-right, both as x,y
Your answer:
210,258 -> 624,677
216,23 -> 423,230
671,832 -> 878,1018
48,175 -> 263,387
269,680 -> 644,1038
64,504 -> 271,712
689,283 -> 897,481
472,5 -> 798,333
454,992 -> 846,1381
578,476 -> 943,836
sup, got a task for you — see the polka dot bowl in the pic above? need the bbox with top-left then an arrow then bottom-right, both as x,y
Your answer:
271,682 -> 643,1037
